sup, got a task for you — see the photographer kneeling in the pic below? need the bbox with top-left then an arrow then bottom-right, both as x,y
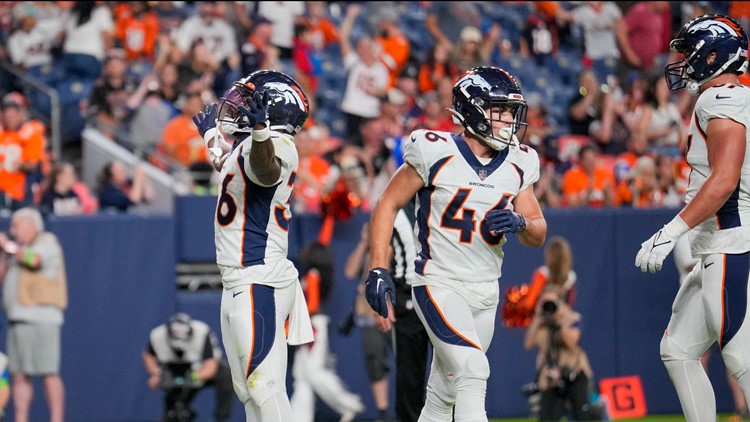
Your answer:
524,287 -> 595,421
143,313 -> 233,422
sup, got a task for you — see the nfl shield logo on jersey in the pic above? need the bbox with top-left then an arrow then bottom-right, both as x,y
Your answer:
478,169 -> 488,180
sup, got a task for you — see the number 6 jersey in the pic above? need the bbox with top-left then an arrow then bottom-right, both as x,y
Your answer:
404,129 -> 540,283
214,132 -> 299,288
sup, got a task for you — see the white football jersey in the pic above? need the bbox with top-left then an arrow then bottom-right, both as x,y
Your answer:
686,83 -> 750,256
404,129 -> 540,284
214,132 -> 299,288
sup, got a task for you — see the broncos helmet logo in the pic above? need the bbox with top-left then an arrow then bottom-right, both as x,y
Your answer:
265,82 -> 309,114
687,19 -> 741,37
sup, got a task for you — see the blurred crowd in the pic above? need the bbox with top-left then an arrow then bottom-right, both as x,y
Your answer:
0,0 -> 748,218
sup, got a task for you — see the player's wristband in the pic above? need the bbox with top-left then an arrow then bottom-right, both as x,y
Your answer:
252,122 -> 271,143
202,127 -> 218,147
663,215 -> 690,239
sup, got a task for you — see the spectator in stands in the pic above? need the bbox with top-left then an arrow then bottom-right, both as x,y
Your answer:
344,222 -> 394,422
293,23 -> 321,112
0,92 -> 46,211
520,2 -> 561,66
410,92 -> 454,133
425,2 -> 482,49
304,1 -> 340,53
616,155 -> 661,208
621,2 -> 671,73
176,39 -> 220,92
641,75 -> 684,156
654,154 -> 682,208
174,1 -> 239,95
524,286 -> 595,422
557,1 -> 632,82
0,208 -> 67,422
377,88 -> 408,139
143,312 -> 233,422
452,24 -> 501,73
7,3 -> 59,76
159,91 -> 208,167
0,352 -> 10,421
561,144 -> 617,208
373,8 -> 410,88
126,73 -> 175,156
240,17 -> 278,77
256,1 -> 305,60
568,69 -> 624,155
39,161 -> 98,217
524,92 -> 554,151
86,48 -> 138,139
293,126 -> 338,214
152,1 -> 189,39
96,160 -> 154,212
339,4 -> 389,146
114,1 -> 159,66
61,1 -> 114,81
614,132 -> 650,184
417,42 -> 461,95
535,162 -> 562,209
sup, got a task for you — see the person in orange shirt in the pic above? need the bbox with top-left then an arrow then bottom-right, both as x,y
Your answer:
115,2 -> 160,62
304,1 -> 340,53
561,144 -> 617,208
159,92 -> 208,167
292,126 -> 337,214
417,43 -> 461,94
0,92 -> 46,210
374,9 -> 410,88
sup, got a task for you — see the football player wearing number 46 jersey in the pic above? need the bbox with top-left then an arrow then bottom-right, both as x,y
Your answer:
635,14 -> 750,422
366,66 -> 547,422
192,70 -> 314,422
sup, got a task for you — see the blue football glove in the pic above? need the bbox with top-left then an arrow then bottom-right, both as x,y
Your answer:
486,209 -> 526,235
192,103 -> 218,138
237,90 -> 270,130
365,267 -> 396,319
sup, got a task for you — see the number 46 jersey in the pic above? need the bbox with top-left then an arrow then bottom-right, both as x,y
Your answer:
404,129 -> 540,283
214,132 -> 299,288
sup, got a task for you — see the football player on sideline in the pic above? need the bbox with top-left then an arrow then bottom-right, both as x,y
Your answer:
366,66 -> 547,422
192,70 -> 314,422
634,14 -> 750,422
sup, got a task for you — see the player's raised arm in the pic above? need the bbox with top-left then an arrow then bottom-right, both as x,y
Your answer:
237,90 -> 282,186
193,103 -> 231,172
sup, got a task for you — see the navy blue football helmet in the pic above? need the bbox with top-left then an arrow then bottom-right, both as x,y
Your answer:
449,66 -> 527,150
218,70 -> 310,136
665,14 -> 748,91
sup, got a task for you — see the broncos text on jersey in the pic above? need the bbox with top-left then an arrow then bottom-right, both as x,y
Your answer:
404,129 -> 540,284
686,83 -> 750,256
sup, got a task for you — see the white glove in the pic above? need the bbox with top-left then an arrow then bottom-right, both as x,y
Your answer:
635,216 -> 690,273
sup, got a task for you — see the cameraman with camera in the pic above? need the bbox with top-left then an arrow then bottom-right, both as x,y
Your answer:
143,313 -> 232,422
524,287 -> 595,421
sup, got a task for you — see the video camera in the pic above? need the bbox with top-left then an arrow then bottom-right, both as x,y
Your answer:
160,363 -> 201,390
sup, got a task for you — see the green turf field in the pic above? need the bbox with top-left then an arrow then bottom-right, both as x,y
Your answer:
490,415 -> 738,421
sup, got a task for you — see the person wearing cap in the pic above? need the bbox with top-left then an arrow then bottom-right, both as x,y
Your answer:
0,207 -> 67,422
240,16 -> 277,76
143,312 -> 233,422
159,92 -> 209,167
0,92 -> 46,211
452,24 -> 501,73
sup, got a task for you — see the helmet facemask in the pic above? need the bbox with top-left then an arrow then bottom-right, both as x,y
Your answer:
217,82 -> 256,136
451,97 -> 527,151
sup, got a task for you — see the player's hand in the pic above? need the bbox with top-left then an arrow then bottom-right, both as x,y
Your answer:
486,209 -> 526,234
192,103 -> 218,138
237,90 -> 270,130
635,227 -> 679,273
365,267 -> 396,319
